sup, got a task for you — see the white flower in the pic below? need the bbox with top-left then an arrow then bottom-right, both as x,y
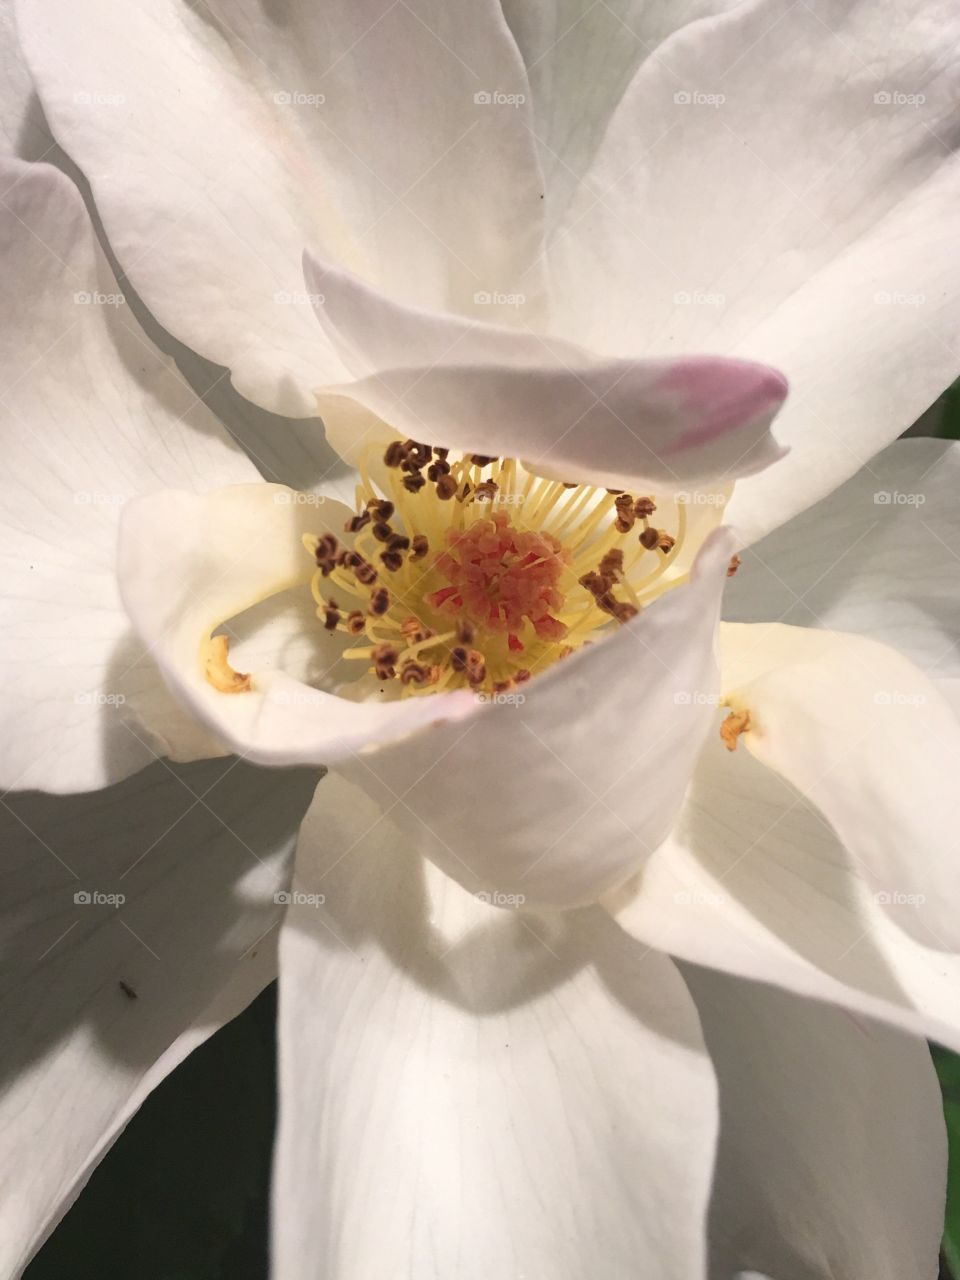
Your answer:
2,2 -> 960,1277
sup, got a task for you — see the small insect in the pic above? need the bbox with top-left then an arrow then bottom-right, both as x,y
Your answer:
118,980 -> 138,1001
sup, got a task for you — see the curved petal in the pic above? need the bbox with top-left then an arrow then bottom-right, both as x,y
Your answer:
551,0 -> 960,541
502,0 -> 741,231
726,438 -> 960,680
685,965 -> 945,1280
273,774 -> 718,1280
719,621 -> 960,946
15,0 -> 548,416
0,158 -> 257,793
608,724 -> 960,1052
0,756 -> 317,1274
1,2 -> 53,159
307,252 -> 789,492
117,483 -> 479,766
335,530 -> 737,909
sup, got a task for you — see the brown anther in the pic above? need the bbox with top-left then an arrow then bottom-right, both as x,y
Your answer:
615,516 -> 634,534
614,493 -> 635,511
383,441 -> 407,468
598,548 -> 625,581
345,511 -> 371,534
403,473 -> 427,494
435,473 -> 458,500
561,482 -> 578,489
314,532 -> 340,574
387,534 -> 410,552
606,488 -> 625,496
466,649 -> 487,685
380,550 -> 404,572
450,646 -> 469,672
492,679 -> 512,695
323,603 -> 341,632
346,610 -> 366,635
400,660 -> 437,687
455,620 -> 475,645
427,461 -> 451,481
579,570 -> 605,596
369,586 -> 390,616
371,642 -> 399,680
410,534 -> 429,561
657,532 -> 676,553
727,555 -> 742,578
634,496 -> 656,518
401,616 -> 429,644
612,601 -> 639,623
639,527 -> 660,550
474,480 -> 498,503
354,559 -> 378,586
720,708 -> 751,752
470,454 -> 496,467
434,447 -> 449,460
374,499 -> 395,520
406,440 -> 431,466
372,521 -> 393,542
514,669 -> 532,683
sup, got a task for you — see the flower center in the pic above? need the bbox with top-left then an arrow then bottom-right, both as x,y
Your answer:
304,440 -> 687,696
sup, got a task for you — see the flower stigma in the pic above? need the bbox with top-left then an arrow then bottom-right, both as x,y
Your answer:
303,440 -> 689,697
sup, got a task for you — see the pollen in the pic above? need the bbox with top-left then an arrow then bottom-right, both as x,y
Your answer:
720,707 -> 752,751
203,633 -> 251,694
303,439 -> 688,697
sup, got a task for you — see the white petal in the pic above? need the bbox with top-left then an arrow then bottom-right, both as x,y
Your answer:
608,725 -> 960,1052
726,438 -> 960,680
0,2 -> 52,159
337,531 -> 737,908
0,757 -> 317,1274
16,0 -> 548,415
552,0 -> 960,540
685,966 -> 945,1280
273,775 -> 718,1280
117,483 -> 478,767
720,621 -> 960,946
307,253 -> 789,491
0,159 -> 256,793
502,0 -> 741,231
